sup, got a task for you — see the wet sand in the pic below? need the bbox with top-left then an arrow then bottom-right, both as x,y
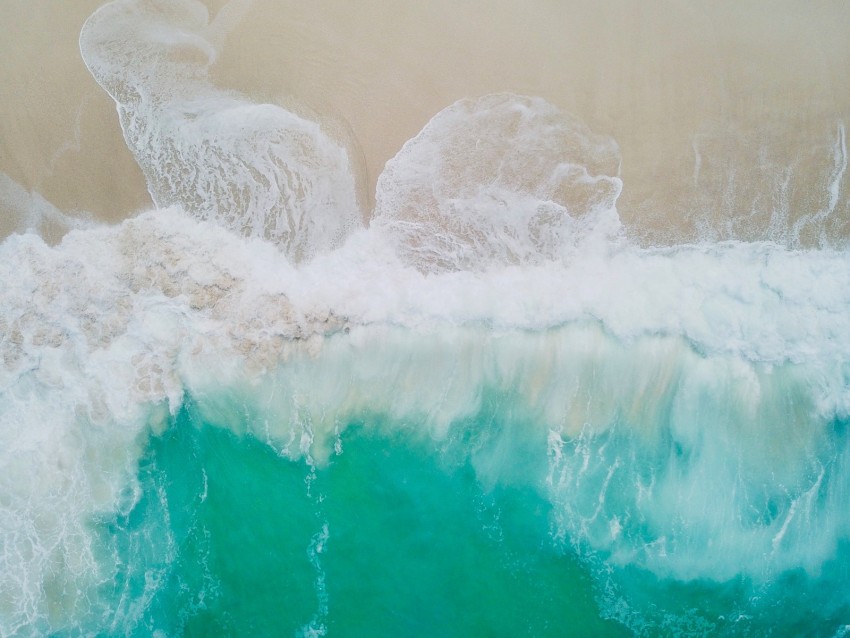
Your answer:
0,0 -> 152,238
2,0 -> 849,242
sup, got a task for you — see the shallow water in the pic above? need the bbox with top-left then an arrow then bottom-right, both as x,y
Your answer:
102,402 -> 626,637
1,1 -> 850,636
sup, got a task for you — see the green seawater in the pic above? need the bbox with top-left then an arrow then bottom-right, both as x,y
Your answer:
100,401 -> 626,637
92,395 -> 850,637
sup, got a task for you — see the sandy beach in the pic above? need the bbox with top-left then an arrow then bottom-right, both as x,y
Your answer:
2,0 -> 849,242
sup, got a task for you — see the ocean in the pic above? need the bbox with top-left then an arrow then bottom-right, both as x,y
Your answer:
1,1 -> 850,636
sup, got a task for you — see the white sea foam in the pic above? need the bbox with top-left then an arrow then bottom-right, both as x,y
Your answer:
373,93 -> 623,273
79,0 -> 363,263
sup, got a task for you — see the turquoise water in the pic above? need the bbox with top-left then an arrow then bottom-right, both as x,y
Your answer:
103,402 -> 625,637
88,366 -> 849,637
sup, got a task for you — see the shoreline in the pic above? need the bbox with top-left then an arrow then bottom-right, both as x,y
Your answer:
2,0 -> 848,244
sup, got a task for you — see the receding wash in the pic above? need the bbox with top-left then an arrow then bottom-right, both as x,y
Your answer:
1,1 -> 849,636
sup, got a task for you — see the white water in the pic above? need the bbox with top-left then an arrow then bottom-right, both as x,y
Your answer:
373,93 -> 622,272
79,0 -> 364,263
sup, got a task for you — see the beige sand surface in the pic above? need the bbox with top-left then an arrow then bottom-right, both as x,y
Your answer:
2,0 -> 849,242
0,0 -> 152,238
